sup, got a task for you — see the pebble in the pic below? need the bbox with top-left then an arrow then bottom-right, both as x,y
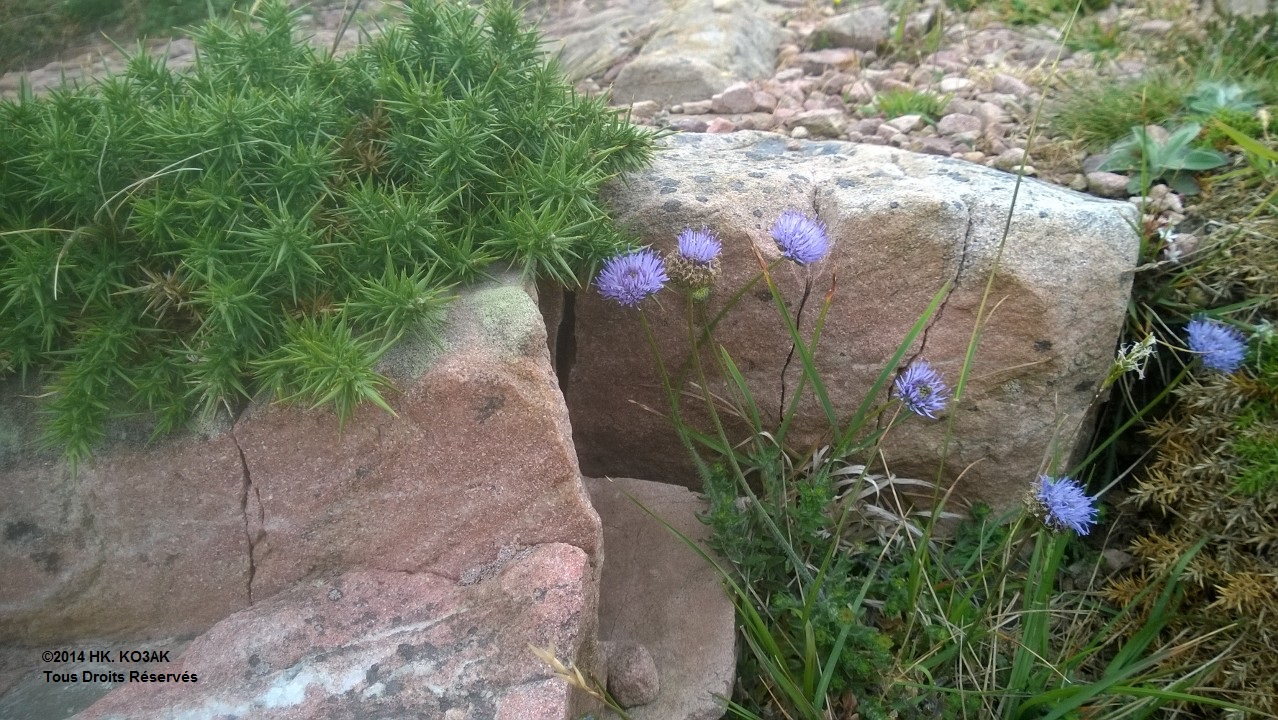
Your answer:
937,113 -> 981,137
789,108 -> 847,138
992,148 -> 1030,171
710,82 -> 756,114
1087,172 -> 1132,198
682,99 -> 713,115
939,77 -> 974,93
991,73 -> 1032,97
753,90 -> 778,112
707,117 -> 736,133
671,117 -> 709,133
886,114 -> 924,133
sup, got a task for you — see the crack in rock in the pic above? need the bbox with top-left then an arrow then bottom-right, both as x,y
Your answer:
232,432 -> 261,605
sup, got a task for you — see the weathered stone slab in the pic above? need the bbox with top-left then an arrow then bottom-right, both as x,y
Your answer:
0,271 -> 600,646
587,477 -> 734,720
560,132 -> 1138,512
78,544 -> 599,720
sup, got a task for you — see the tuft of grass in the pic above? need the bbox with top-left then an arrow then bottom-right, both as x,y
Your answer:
872,88 -> 950,122
1050,72 -> 1191,151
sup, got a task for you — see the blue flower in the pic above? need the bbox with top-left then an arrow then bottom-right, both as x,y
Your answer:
1034,475 -> 1098,535
770,210 -> 830,265
677,227 -> 722,265
596,249 -> 668,307
893,360 -> 948,419
1186,317 -> 1247,373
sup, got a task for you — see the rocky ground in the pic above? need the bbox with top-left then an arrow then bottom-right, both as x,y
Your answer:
0,0 -> 1212,206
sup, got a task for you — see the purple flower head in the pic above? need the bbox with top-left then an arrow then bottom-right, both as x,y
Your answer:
893,360 -> 948,419
596,249 -> 668,307
677,227 -> 722,265
770,210 -> 830,265
1186,317 -> 1247,373
1034,475 -> 1099,535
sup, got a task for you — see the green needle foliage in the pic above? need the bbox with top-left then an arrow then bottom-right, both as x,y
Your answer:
0,0 -> 656,468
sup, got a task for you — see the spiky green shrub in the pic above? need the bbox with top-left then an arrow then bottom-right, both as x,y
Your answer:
0,0 -> 655,467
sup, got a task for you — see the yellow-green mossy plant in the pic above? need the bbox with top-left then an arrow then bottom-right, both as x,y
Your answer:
1112,333 -> 1278,715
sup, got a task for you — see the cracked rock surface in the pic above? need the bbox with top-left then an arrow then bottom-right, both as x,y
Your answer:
0,272 -> 603,719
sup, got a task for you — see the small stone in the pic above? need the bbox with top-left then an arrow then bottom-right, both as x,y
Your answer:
670,117 -> 709,133
843,80 -> 875,103
819,72 -> 855,95
914,137 -> 954,156
992,148 -> 1029,171
797,48 -> 861,75
889,132 -> 909,146
1102,549 -> 1134,573
775,67 -> 804,83
682,100 -> 713,115
788,108 -> 846,138
1068,174 -> 1089,191
937,113 -> 981,137
670,104 -> 684,114
945,98 -> 980,117
861,68 -> 893,87
974,101 -> 1009,128
991,73 -> 1032,97
960,151 -> 986,164
875,124 -> 899,141
753,90 -> 778,112
790,126 -> 810,139
939,77 -> 974,94
880,78 -> 913,92
1086,171 -> 1131,199
711,82 -> 757,114
629,100 -> 661,119
737,112 -> 778,131
857,117 -> 882,134
886,114 -> 923,133
706,117 -> 736,133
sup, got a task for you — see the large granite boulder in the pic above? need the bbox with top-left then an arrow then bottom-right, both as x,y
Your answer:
609,0 -> 783,106
0,271 -> 601,648
553,132 -> 1138,512
77,544 -> 598,720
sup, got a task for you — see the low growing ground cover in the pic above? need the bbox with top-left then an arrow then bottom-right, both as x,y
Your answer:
0,0 -> 654,469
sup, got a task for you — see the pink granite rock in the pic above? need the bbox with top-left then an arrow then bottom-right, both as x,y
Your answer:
710,82 -> 756,114
0,273 -> 601,645
79,544 -> 600,720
